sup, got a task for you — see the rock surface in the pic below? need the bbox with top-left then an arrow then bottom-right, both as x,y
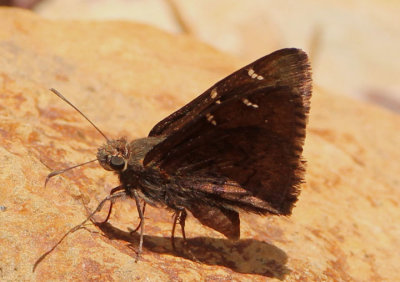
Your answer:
0,8 -> 399,281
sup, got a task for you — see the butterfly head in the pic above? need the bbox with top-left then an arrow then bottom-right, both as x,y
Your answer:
97,138 -> 129,172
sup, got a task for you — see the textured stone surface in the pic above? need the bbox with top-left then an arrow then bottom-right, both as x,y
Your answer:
0,8 -> 399,281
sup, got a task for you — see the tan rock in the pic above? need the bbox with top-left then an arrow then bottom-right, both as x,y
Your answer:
0,8 -> 399,281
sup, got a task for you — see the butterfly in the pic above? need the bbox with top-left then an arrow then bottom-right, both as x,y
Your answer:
34,48 -> 312,270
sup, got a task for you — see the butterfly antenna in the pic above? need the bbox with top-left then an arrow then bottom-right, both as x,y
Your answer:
45,88 -> 109,186
45,159 -> 98,188
49,88 -> 109,142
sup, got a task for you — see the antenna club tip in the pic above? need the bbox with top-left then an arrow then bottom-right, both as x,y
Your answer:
49,88 -> 59,94
44,176 -> 51,188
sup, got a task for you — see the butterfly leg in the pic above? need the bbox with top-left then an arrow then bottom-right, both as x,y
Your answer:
130,202 -> 146,235
132,190 -> 145,262
33,191 -> 126,272
171,209 -> 199,261
171,209 -> 188,250
171,210 -> 182,251
101,185 -> 124,224
171,211 -> 179,251
179,209 -> 188,243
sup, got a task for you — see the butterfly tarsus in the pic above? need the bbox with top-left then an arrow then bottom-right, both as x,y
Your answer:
171,209 -> 200,262
132,190 -> 145,262
129,202 -> 147,235
171,209 -> 187,250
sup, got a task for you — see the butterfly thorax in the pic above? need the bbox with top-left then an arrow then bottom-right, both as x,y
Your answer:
98,136 -> 171,207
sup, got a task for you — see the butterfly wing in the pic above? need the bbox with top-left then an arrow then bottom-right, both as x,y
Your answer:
145,48 -> 311,238
149,48 -> 310,138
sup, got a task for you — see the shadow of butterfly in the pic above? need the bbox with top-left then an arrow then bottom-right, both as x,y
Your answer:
34,48 -> 312,271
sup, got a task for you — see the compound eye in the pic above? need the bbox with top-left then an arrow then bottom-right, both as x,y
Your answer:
110,156 -> 125,171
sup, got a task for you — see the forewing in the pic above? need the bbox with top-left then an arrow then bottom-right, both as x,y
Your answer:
149,48 -> 311,137
145,49 -> 311,215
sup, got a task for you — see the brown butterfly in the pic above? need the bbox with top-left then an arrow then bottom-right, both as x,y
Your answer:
34,48 -> 312,271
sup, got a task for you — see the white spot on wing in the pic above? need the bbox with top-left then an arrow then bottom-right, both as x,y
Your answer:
216,100 -> 221,104
206,113 -> 217,125
210,88 -> 218,99
247,68 -> 264,80
242,98 -> 259,108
